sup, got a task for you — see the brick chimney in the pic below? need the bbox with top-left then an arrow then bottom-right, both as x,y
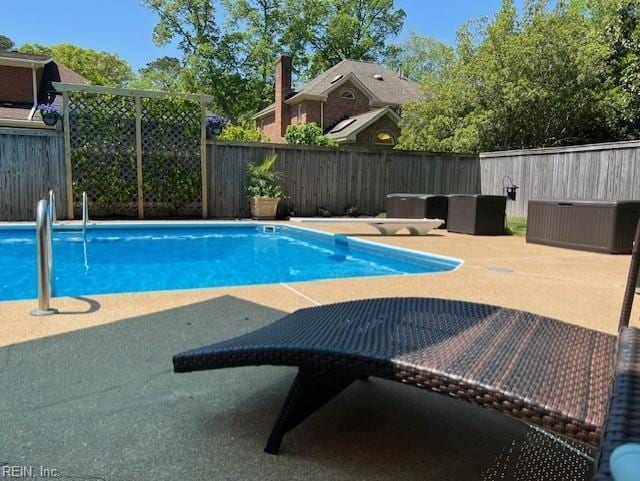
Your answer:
274,54 -> 292,140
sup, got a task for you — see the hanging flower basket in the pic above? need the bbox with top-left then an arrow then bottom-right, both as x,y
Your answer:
206,115 -> 226,138
38,103 -> 62,126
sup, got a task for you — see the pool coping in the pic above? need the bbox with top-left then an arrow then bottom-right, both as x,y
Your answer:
0,220 -> 464,302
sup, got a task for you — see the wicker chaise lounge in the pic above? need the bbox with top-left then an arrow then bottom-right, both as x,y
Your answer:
173,228 -> 640,479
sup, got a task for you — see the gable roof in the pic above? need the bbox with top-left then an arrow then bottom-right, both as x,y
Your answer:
326,107 -> 400,143
0,50 -> 52,66
55,62 -> 90,85
0,55 -> 89,124
252,102 -> 276,119
286,60 -> 419,106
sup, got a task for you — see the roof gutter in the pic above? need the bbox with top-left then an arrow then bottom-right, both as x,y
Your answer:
252,106 -> 275,120
0,56 -> 52,67
345,107 -> 400,141
284,93 -> 325,105
28,64 -> 38,121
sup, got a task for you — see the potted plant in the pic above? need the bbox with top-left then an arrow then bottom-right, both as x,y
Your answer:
38,103 -> 62,126
247,155 -> 284,220
206,115 -> 226,138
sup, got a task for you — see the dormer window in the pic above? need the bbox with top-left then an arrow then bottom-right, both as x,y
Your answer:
340,89 -> 356,100
375,130 -> 395,145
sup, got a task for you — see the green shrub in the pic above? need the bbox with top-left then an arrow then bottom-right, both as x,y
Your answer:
218,123 -> 268,143
69,92 -> 201,216
285,122 -> 337,146
246,155 -> 284,198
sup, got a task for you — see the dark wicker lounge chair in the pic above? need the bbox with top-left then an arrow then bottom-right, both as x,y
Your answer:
173,225 -> 640,479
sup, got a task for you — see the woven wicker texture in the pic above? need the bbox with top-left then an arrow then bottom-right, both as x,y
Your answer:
593,327 -> 640,480
482,426 -> 594,481
174,297 -> 617,445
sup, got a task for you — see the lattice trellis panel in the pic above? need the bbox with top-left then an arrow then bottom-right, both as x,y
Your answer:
69,92 -> 137,217
141,97 -> 201,217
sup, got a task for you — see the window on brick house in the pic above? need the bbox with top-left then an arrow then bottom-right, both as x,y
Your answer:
340,89 -> 356,100
375,130 -> 396,145
297,103 -> 305,123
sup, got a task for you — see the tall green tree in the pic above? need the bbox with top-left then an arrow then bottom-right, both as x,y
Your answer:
142,0 -> 406,118
595,0 -> 640,138
18,43 -> 133,86
130,56 -> 183,91
222,0 -> 286,84
287,0 -> 406,77
144,0 -> 263,120
398,0 -> 622,152
0,35 -> 14,50
221,0 -> 289,109
384,32 -> 455,81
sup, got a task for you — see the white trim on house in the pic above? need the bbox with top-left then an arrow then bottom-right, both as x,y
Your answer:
0,119 -> 55,129
28,65 -> 37,121
339,88 -> 356,100
335,107 -> 401,144
0,56 -> 52,68
252,104 -> 276,120
374,129 -> 396,146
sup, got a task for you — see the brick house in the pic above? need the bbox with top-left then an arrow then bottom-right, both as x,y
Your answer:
253,55 -> 419,147
0,50 -> 88,127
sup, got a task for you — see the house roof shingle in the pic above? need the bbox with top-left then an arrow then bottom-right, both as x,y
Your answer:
326,107 -> 400,143
252,102 -> 276,119
0,50 -> 52,62
253,59 -> 420,120
287,60 -> 419,106
56,62 -> 90,85
0,54 -> 89,124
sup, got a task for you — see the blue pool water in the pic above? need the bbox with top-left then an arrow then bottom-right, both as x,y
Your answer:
0,224 -> 460,301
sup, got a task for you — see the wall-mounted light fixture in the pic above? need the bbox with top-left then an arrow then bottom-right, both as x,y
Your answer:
502,176 -> 519,201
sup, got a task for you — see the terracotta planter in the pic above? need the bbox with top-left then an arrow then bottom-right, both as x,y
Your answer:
249,197 -> 280,220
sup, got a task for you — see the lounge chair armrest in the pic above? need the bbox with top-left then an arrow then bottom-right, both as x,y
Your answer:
593,327 -> 640,480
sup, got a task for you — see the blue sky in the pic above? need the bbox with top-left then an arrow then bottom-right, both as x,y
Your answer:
2,0 -> 516,72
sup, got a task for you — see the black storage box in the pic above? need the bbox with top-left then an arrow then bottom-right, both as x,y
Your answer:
447,195 -> 507,235
526,199 -> 640,254
386,194 -> 449,227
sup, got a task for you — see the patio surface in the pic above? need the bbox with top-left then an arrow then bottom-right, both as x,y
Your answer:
1,222 -> 638,480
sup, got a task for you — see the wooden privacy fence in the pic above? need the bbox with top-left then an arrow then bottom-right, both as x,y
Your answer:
207,142 -> 480,218
4,123 -> 640,222
0,127 -> 67,221
480,140 -> 640,218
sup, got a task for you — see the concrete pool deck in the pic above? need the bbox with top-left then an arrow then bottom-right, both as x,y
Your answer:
1,222 -> 637,481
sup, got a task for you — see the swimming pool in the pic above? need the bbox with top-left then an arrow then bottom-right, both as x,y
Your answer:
0,223 -> 461,301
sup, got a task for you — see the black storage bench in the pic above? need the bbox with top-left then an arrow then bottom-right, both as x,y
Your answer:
447,195 -> 507,235
386,194 -> 449,227
526,199 -> 640,254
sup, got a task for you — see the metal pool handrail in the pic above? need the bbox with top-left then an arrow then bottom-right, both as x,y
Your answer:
48,189 -> 56,224
82,191 -> 89,235
31,199 -> 58,316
